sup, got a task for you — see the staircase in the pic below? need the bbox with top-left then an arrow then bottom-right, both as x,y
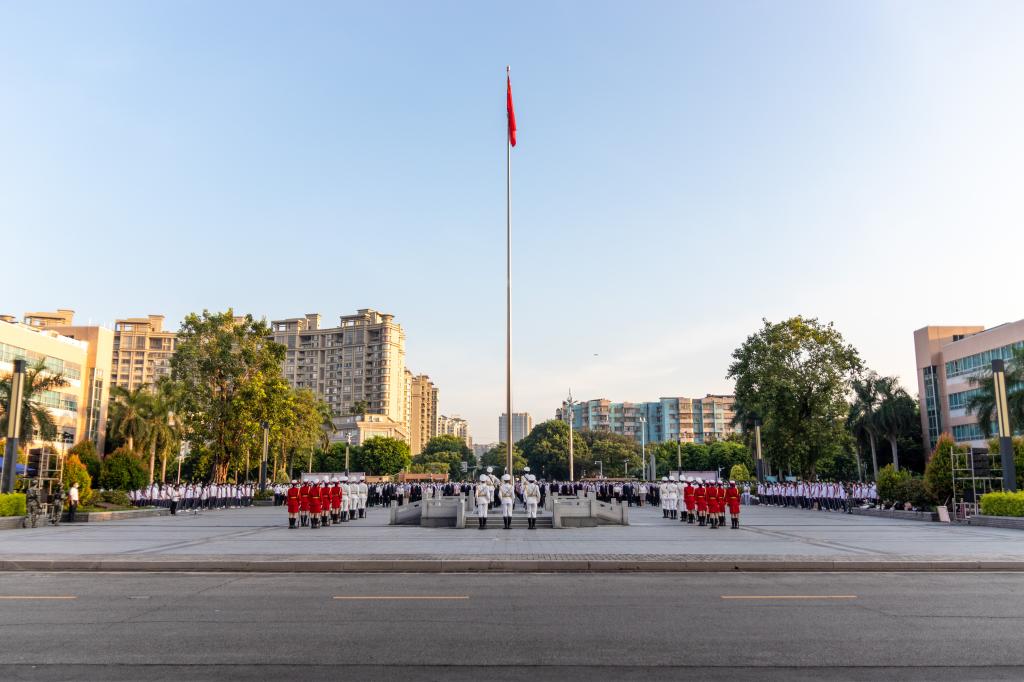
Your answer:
463,511 -> 553,529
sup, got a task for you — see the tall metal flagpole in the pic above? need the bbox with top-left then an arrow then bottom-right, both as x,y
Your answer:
505,65 -> 514,478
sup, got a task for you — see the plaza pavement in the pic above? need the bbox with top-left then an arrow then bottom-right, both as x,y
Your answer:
4,502 -> 1024,572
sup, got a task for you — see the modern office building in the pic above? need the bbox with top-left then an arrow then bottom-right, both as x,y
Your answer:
270,309 -> 411,441
914,319 -> 1024,449
1,314 -> 110,451
108,315 -> 177,390
437,414 -> 471,448
556,394 -> 737,445
409,374 -> 439,455
498,412 -> 533,444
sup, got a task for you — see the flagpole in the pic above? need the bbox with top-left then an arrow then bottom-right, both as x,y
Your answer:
505,65 -> 514,479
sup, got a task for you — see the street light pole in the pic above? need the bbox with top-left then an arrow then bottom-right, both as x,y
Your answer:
992,359 -> 1017,492
754,418 -> 764,482
593,460 -> 603,478
564,391 -> 577,481
345,433 -> 352,473
623,459 -> 629,477
639,415 -> 647,479
259,421 -> 269,492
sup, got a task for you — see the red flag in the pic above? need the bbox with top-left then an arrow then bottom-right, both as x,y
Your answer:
506,75 -> 517,147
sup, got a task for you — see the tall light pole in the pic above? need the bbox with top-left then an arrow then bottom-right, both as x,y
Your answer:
345,432 -> 352,473
259,421 -> 269,492
754,418 -> 764,482
1,359 -> 27,493
593,460 -> 603,478
639,415 -> 647,478
623,459 -> 629,477
563,391 -> 577,481
676,432 -> 682,472
993,359 -> 1016,492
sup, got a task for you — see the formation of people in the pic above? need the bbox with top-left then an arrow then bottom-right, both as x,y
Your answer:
284,475 -> 368,529
756,480 -> 878,512
130,482 -> 255,514
472,469 -> 542,529
656,476 -> 743,529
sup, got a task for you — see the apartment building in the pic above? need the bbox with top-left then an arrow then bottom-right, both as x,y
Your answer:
410,374 -> 439,455
108,315 -> 177,390
498,412 -> 533,444
437,414 -> 471,449
557,394 -> 737,445
270,309 -> 410,440
914,319 -> 1024,449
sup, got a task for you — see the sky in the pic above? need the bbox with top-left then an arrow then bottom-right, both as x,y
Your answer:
2,1 -> 1023,443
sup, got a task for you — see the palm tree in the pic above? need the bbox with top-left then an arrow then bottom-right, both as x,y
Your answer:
876,376 -> 917,471
848,373 -> 882,480
143,392 -> 177,485
318,401 -> 336,452
349,400 -> 370,417
108,385 -> 150,454
0,360 -> 69,443
966,346 -> 1024,438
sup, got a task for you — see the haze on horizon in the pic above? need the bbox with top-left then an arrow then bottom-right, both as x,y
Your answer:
2,1 -> 1022,442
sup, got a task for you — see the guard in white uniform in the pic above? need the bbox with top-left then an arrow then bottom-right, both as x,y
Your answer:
475,475 -> 491,529
666,476 -> 680,520
524,474 -> 541,530
499,474 -> 515,529
357,475 -> 368,518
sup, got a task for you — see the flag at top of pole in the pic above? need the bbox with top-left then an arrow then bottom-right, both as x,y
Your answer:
506,68 -> 517,147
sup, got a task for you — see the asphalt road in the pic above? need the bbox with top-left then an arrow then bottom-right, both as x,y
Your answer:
0,572 -> 1021,681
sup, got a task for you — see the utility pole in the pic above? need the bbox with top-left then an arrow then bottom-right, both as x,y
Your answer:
563,391 -> 577,481
345,432 -> 352,473
1,359 -> 26,493
259,421 -> 269,492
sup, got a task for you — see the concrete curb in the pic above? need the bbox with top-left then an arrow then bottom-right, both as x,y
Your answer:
2,558 -> 1023,573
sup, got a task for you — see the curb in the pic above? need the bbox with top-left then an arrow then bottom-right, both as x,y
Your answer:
1,558 -> 1022,573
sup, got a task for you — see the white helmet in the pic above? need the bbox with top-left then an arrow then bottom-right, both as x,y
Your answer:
486,466 -> 494,474
340,475 -> 348,482
527,475 -> 536,482
291,480 -> 297,485
661,476 -> 668,482
696,478 -> 703,484
502,474 -> 511,481
669,475 -> 678,482
480,475 -> 488,482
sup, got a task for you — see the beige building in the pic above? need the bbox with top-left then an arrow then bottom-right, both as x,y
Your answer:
914,319 -> 1024,450
437,414 -> 471,449
409,374 -> 439,455
335,414 -> 409,446
271,310 -> 409,440
109,315 -> 177,390
1,314 -> 110,452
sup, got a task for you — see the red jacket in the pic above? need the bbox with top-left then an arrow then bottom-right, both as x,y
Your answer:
299,484 -> 311,512
286,485 -> 300,513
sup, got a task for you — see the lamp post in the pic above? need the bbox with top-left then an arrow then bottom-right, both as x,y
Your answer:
754,418 -> 764,482
639,415 -> 647,478
992,359 -> 1017,492
593,460 -> 603,478
345,432 -> 352,473
623,459 -> 629,477
1,359 -> 27,494
676,432 -> 682,471
563,391 -> 577,481
259,421 -> 269,493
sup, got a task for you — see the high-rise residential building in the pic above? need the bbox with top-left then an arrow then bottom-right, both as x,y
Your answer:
2,314 -> 111,451
270,309 -> 409,440
472,443 -> 494,461
556,395 -> 737,445
498,412 -> 533,444
914,319 -> 1024,450
437,414 -> 471,448
409,374 -> 439,455
108,315 -> 177,390
22,310 -> 114,452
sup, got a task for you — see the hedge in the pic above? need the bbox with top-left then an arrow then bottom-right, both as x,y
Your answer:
0,493 -> 27,517
980,492 -> 1024,518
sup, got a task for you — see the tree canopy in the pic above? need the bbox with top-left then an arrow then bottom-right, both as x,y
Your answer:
517,420 -> 587,479
356,436 -> 411,475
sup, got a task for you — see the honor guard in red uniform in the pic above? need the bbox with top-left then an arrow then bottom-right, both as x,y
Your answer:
308,480 -> 322,528
726,480 -> 741,529
319,481 -> 332,528
694,479 -> 708,526
286,480 -> 300,529
706,482 -> 719,528
330,479 -> 343,524
298,479 -> 312,527
683,479 -> 696,524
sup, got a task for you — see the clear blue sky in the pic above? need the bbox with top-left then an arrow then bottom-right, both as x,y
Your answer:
3,1 -> 1022,442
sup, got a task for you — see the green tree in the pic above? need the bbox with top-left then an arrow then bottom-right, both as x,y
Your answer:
356,436 -> 411,475
108,385 -> 151,454
99,447 -> 148,491
480,442 -> 527,475
849,373 -> 883,480
68,440 -> 100,486
876,376 -> 918,472
579,430 -> 641,478
815,449 -> 859,481
966,346 -> 1024,438
517,420 -> 588,479
876,464 -> 911,505
171,310 -> 286,483
729,463 -> 753,482
924,434 -> 963,506
412,450 -> 463,480
422,434 -> 472,460
728,316 -> 862,477
0,360 -> 69,443
63,454 -> 93,505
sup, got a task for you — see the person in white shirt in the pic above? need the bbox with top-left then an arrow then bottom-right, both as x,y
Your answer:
67,483 -> 80,522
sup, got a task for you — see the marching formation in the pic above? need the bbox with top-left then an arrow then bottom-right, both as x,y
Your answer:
130,482 -> 255,514
657,476 -> 742,529
756,480 -> 878,512
472,470 -> 543,529
284,476 -> 368,529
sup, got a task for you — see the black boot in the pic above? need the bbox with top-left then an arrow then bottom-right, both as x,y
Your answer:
663,509 -> 668,518
289,518 -> 296,529
699,516 -> 705,526
689,513 -> 695,524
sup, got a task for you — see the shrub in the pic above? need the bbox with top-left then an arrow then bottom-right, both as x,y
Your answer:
980,491 -> 1024,517
0,493 -> 27,517
63,454 -> 94,505
898,478 -> 932,510
876,464 -> 911,505
97,490 -> 132,507
68,440 -> 101,486
728,464 -> 753,482
924,435 -> 962,507
99,447 -> 148,491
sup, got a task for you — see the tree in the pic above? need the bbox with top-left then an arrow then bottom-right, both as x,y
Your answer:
728,316 -> 861,477
579,430 -> 641,478
517,420 -> 588,480
171,310 -> 286,483
99,447 -> 148,491
480,442 -> 527,475
875,376 -> 918,472
924,434 -> 963,507
849,373 -> 883,481
412,450 -> 463,480
422,434 -> 472,460
68,440 -> 100,486
966,346 -> 1024,438
0,360 -> 69,443
356,436 -> 410,475
729,464 -> 753,482
63,454 -> 93,505
876,464 -> 911,506
108,385 -> 151,454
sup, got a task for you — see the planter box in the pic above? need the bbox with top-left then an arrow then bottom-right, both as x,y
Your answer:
851,508 -> 938,522
0,517 -> 24,530
62,508 -> 171,523
969,515 -> 1024,530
